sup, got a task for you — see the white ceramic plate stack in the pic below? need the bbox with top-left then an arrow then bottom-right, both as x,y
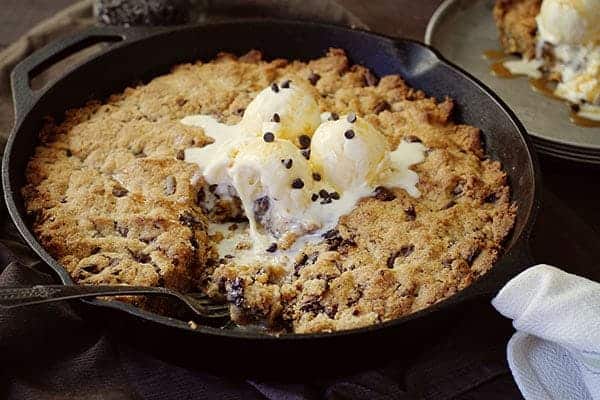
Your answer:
425,0 -> 600,164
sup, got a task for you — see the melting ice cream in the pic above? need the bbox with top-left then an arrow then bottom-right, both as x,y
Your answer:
183,80 -> 426,265
503,0 -> 600,120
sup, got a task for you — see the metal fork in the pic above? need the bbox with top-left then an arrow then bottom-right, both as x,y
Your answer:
0,285 -> 230,319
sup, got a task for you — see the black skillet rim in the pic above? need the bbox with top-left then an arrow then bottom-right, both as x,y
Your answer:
2,19 -> 541,341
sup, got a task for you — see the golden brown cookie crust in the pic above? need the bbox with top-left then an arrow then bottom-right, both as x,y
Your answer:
23,49 -> 516,333
494,0 -> 542,58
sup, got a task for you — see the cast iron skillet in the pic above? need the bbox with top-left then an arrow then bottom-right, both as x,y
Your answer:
2,20 -> 540,376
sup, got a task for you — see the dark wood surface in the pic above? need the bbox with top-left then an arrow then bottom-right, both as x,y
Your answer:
0,0 -> 77,49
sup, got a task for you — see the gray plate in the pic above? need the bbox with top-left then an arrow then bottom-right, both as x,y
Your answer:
425,0 -> 600,161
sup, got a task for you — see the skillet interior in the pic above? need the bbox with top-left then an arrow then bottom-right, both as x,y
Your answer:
2,20 -> 540,373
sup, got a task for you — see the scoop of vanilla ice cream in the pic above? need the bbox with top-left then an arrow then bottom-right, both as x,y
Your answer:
553,44 -> 600,104
536,0 -> 600,45
240,81 -> 322,143
310,116 -> 389,190
227,138 -> 318,238
184,84 -> 428,259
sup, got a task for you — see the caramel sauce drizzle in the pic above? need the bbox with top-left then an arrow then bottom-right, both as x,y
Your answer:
570,112 -> 600,128
491,61 -> 518,79
483,49 -> 599,128
483,49 -> 506,60
529,78 -> 561,100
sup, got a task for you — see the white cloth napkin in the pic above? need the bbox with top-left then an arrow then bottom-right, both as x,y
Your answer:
492,264 -> 600,400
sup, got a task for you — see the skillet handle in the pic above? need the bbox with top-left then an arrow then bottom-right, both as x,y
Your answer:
9,25 -> 160,123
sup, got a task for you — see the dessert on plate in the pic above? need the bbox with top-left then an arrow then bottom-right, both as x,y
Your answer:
22,48 -> 516,333
493,0 -> 600,122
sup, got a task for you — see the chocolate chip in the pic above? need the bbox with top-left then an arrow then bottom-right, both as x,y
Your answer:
217,276 -> 227,292
387,245 -> 415,268
328,112 -> 339,121
139,233 -> 156,244
336,238 -> 357,255
81,264 -> 99,273
298,134 -> 311,149
208,184 -> 218,193
112,186 -> 128,197
115,223 -> 129,237
399,244 -> 415,257
164,175 -> 177,195
443,200 -> 457,209
294,253 -> 309,275
263,132 -> 275,142
271,113 -> 280,122
281,80 -> 291,88
330,191 -> 340,200
322,229 -> 339,239
484,193 -> 498,203
342,238 -> 357,248
133,252 -> 151,264
228,277 -> 245,307
404,205 -> 416,221
301,149 -> 311,160
26,210 -> 40,224
405,135 -> 422,143
308,72 -> 320,85
347,112 -> 357,123
253,196 -> 270,216
326,304 -> 339,318
387,253 -> 398,268
312,172 -> 321,181
291,178 -> 304,189
175,149 -> 185,160
282,158 -> 293,169
196,188 -> 206,204
373,100 -> 390,114
326,236 -> 343,251
452,181 -> 464,196
271,83 -> 279,93
266,243 -> 278,252
344,129 -> 355,139
364,71 -> 378,86
179,212 -> 201,227
319,189 -> 330,199
300,299 -> 325,314
311,193 -> 319,201
466,247 -> 482,265
65,149 -> 72,157
374,186 -> 396,201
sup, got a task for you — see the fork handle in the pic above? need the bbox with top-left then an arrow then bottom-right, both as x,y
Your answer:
0,285 -> 174,308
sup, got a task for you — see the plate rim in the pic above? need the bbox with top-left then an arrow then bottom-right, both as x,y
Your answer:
424,0 -> 600,157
